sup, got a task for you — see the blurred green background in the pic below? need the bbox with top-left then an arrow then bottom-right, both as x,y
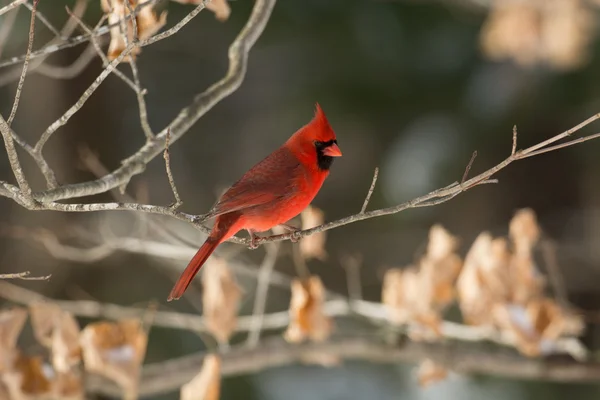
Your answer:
2,0 -> 600,399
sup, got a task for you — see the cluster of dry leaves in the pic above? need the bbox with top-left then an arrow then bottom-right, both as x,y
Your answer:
480,0 -> 600,70
0,302 -> 223,400
0,302 -> 145,399
383,208 -> 585,386
101,0 -> 231,61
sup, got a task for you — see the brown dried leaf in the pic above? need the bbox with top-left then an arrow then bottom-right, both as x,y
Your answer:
29,301 -> 62,348
180,354 -> 221,400
284,276 -> 332,343
423,225 -> 463,309
456,233 -> 512,325
51,311 -> 81,373
202,258 -> 242,343
29,301 -> 81,373
382,267 -> 420,325
508,209 -> 545,304
493,298 -> 584,357
415,359 -> 448,387
509,208 -> 540,255
14,354 -> 51,395
0,307 -> 27,373
427,224 -> 459,262
101,0 -> 167,61
171,0 -> 231,21
299,205 -> 328,261
79,319 -> 147,392
381,225 -> 461,334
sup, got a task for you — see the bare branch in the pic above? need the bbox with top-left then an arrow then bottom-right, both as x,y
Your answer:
34,42 -> 135,154
512,125 -> 518,155
65,10 -> 137,91
23,0 -> 61,38
7,0 -> 39,126
122,0 -> 154,140
164,128 -> 182,209
519,132 -> 600,159
85,336 -> 600,397
33,0 -> 277,202
0,271 -> 50,280
0,114 -> 35,206
461,150 -> 477,184
0,0 -> 157,69
0,0 -> 89,87
0,277 -> 583,360
360,167 -> 378,213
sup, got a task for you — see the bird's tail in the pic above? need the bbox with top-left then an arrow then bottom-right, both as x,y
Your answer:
167,235 -> 221,301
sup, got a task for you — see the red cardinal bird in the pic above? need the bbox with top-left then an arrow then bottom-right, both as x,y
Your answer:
167,103 -> 342,301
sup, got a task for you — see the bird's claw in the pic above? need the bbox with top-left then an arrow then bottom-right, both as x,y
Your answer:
247,230 -> 260,250
278,224 -> 301,242
289,230 -> 301,243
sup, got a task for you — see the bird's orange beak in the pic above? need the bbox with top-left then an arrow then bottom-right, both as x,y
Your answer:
323,143 -> 342,157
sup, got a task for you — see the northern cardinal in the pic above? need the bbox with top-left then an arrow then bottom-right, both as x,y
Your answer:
167,103 -> 342,301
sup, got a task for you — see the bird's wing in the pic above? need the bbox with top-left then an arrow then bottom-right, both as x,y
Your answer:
204,147 -> 302,219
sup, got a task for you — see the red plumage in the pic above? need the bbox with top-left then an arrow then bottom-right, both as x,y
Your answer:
167,103 -> 342,301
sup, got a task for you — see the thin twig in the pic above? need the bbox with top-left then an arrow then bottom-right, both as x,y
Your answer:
122,0 -> 154,140
34,41 -> 137,153
0,114 -> 35,205
7,0 -> 39,126
23,0 -> 61,38
65,9 -> 137,91
246,242 -> 280,347
512,125 -> 518,155
519,132 -> 600,159
360,167 -> 378,213
164,128 -> 182,209
461,150 -> 477,184
0,271 -> 51,280
0,0 -> 90,87
33,0 -> 276,202
0,0 -> 158,69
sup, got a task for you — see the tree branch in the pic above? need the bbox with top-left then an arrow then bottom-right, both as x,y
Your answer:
83,335 -> 600,397
32,0 -> 277,202
6,0 -> 39,126
0,115 -> 35,206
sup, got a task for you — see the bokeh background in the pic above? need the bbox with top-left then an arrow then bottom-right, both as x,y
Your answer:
2,0 -> 600,399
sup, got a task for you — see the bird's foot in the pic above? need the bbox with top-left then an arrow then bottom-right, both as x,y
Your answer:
278,224 -> 302,243
247,229 -> 260,250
